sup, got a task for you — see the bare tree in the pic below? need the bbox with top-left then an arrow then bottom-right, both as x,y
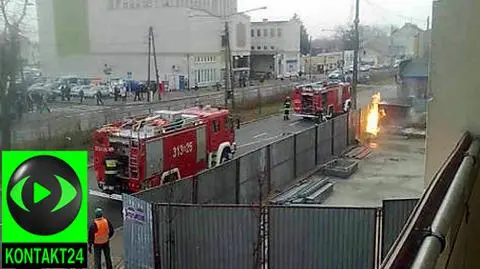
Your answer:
0,0 -> 30,149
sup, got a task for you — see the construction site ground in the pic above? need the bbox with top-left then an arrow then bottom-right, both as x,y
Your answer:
321,133 -> 426,207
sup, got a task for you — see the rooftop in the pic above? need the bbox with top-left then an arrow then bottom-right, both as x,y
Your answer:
399,59 -> 429,78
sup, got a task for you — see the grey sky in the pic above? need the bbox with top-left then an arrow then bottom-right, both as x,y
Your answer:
239,0 -> 432,37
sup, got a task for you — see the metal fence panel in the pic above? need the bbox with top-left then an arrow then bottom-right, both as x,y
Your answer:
134,178 -> 194,203
317,121 -> 333,165
154,205 -> 259,269
238,148 -> 268,203
123,194 -> 155,269
295,127 -> 317,177
333,113 -> 348,156
382,198 -> 419,259
197,160 -> 237,204
270,206 -> 376,269
270,136 -> 295,193
348,110 -> 360,145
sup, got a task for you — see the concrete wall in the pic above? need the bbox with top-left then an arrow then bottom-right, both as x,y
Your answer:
425,0 -> 480,185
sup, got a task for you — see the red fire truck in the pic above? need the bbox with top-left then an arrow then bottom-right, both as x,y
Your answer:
92,105 -> 237,193
291,81 -> 352,122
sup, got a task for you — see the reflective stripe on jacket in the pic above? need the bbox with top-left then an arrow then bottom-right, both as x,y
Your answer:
94,217 -> 110,244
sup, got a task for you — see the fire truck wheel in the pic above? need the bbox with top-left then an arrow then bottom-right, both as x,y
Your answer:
220,148 -> 232,163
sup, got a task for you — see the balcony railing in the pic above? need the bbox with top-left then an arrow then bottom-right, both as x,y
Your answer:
381,132 -> 480,268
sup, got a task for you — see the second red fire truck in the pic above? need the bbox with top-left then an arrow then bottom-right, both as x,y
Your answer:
93,105 -> 237,193
291,81 -> 352,122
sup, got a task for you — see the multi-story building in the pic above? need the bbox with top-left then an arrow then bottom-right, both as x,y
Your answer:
301,50 -> 354,74
249,18 -> 301,78
389,23 -> 425,61
36,0 -> 250,89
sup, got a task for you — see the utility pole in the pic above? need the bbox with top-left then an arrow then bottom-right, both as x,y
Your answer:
151,27 -> 160,101
223,21 -> 231,109
147,26 -> 152,102
187,53 -> 191,91
352,0 -> 360,110
220,18 -> 236,110
225,21 -> 235,111
309,36 -> 312,81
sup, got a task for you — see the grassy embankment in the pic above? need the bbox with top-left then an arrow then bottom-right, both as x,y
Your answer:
17,92 -> 288,150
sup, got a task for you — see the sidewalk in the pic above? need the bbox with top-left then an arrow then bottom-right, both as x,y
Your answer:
51,80 -> 290,107
110,228 -> 125,269
91,228 -> 124,269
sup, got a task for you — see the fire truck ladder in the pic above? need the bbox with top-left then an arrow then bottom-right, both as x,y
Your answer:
129,125 -> 142,181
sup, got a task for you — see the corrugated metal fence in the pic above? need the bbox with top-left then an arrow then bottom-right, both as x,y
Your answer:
381,198 -> 420,259
123,194 -> 155,269
124,195 -> 420,268
269,206 -> 377,269
133,111 -> 351,205
152,204 -> 260,269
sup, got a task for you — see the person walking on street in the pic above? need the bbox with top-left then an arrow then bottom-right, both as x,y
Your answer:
79,89 -> 84,103
40,94 -> 51,113
133,86 -> 141,102
88,208 -> 114,269
113,85 -> 119,102
283,96 -> 291,120
65,84 -> 71,101
194,83 -> 199,91
96,89 -> 104,105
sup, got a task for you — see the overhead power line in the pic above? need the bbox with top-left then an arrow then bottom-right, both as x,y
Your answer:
363,0 -> 428,25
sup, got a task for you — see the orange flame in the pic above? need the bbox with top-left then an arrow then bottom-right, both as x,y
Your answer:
365,93 -> 384,136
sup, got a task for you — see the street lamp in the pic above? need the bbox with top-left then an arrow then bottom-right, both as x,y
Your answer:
184,5 -> 267,110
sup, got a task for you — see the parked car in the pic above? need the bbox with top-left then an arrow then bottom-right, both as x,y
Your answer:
85,86 -> 110,98
71,85 -> 92,97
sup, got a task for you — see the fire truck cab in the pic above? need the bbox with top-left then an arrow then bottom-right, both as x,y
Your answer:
291,81 -> 352,122
93,105 -> 236,193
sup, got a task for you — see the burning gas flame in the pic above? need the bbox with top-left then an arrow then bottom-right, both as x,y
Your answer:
365,93 -> 384,136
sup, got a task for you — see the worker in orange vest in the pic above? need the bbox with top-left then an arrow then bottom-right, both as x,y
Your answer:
88,208 -> 115,269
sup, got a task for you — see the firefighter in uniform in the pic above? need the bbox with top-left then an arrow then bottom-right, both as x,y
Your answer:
88,208 -> 115,269
283,96 -> 291,120
104,153 -> 118,191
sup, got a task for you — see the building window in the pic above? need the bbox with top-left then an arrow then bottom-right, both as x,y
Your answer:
257,46 -> 261,50
277,28 -> 282,37
257,29 -> 261,37
270,28 -> 275,37
251,46 -> 255,50
271,46 -> 275,50
264,45 -> 267,50
251,29 -> 254,37
263,29 -> 268,36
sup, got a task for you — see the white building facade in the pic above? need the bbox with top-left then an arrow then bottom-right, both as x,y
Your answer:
36,0 -> 250,89
249,19 -> 301,78
389,23 -> 424,60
